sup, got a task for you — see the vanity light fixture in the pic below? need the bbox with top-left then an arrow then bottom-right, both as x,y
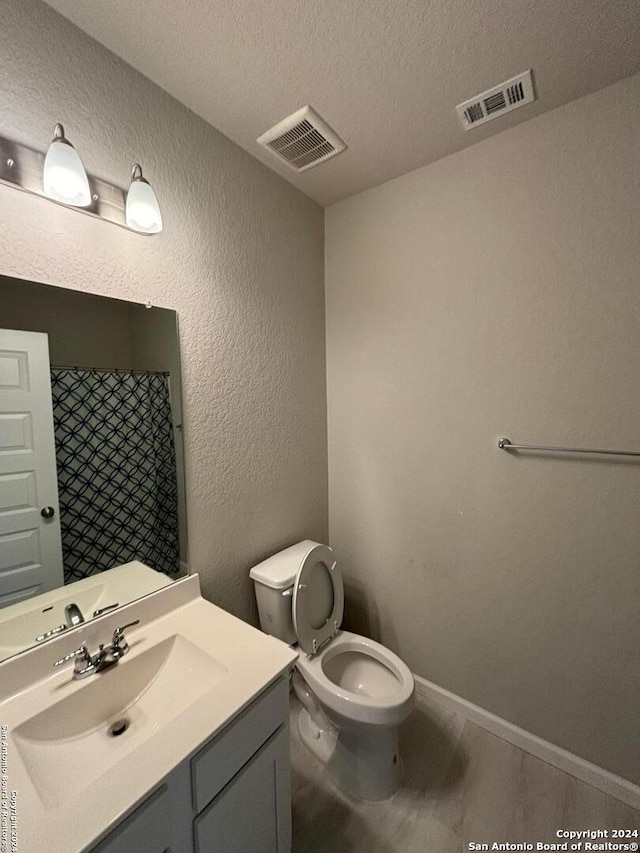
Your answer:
0,123 -> 162,235
125,164 -> 163,234
42,123 -> 91,207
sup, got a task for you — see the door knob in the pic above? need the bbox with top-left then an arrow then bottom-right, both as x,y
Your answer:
41,506 -> 55,519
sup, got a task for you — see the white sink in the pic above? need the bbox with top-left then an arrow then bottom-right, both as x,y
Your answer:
0,575 -> 297,853
13,634 -> 227,807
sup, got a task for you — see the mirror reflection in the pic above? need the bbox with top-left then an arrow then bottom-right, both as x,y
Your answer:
0,275 -> 188,662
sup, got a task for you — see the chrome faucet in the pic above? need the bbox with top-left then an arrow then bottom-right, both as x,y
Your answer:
65,602 -> 85,627
94,621 -> 139,671
36,600 -> 85,643
53,620 -> 140,680
36,602 -> 119,642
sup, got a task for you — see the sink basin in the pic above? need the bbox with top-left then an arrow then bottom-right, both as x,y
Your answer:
13,634 -> 228,807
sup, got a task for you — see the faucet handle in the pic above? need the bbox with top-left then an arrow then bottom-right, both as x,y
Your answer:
112,619 -> 140,647
53,645 -> 92,668
36,624 -> 67,643
53,645 -> 96,679
93,603 -> 119,618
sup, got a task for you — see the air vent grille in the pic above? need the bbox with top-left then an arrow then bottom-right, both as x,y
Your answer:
456,70 -> 535,131
507,81 -> 525,105
258,106 -> 346,172
484,91 -> 506,114
268,119 -> 314,152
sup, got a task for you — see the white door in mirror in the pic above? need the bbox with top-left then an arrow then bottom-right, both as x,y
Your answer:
0,329 -> 64,607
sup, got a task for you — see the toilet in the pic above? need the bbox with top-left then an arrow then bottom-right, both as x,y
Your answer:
250,540 -> 415,800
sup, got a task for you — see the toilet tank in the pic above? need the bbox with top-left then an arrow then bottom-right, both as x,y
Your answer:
249,541 -> 319,645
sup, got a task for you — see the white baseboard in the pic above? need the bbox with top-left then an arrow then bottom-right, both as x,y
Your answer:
413,674 -> 640,812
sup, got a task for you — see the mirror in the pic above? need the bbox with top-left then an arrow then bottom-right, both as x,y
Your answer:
0,274 -> 188,662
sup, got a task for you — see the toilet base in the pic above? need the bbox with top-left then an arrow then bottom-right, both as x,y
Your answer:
297,704 -> 338,764
297,705 -> 403,801
293,669 -> 339,764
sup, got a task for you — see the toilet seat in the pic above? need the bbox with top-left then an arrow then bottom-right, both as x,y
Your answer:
296,630 -> 415,725
292,543 -> 344,656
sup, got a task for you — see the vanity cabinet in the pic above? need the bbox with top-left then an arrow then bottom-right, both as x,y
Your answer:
88,676 -> 291,853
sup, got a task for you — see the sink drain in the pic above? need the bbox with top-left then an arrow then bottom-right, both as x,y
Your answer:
108,719 -> 129,737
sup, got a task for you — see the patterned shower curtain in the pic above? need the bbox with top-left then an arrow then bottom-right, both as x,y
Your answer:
50,368 -> 180,583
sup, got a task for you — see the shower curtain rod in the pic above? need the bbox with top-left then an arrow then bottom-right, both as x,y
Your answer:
51,364 -> 170,377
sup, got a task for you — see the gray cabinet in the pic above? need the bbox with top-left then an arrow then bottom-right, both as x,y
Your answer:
88,677 -> 291,853
88,782 -> 174,853
194,726 -> 291,853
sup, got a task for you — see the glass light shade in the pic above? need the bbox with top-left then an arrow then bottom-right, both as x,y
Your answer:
42,124 -> 92,207
126,165 -> 163,234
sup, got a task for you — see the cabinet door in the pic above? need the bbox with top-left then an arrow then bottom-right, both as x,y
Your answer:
88,783 -> 173,853
88,762 -> 193,853
194,725 -> 291,853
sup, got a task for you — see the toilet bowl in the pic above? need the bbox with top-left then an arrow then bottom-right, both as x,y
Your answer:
250,540 -> 415,800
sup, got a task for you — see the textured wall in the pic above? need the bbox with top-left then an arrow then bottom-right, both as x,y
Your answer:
325,74 -> 640,784
0,0 -> 327,622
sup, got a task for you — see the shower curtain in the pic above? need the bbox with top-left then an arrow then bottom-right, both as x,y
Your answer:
50,368 -> 180,583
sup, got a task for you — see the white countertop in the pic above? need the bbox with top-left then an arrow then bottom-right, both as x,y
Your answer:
0,575 -> 297,853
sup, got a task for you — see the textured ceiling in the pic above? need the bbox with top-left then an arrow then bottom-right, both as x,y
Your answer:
43,0 -> 640,206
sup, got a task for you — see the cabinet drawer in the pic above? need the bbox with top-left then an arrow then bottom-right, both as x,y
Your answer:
88,783 -> 172,853
192,676 -> 288,813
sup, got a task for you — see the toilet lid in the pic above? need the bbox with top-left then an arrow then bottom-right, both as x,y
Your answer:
292,544 -> 344,656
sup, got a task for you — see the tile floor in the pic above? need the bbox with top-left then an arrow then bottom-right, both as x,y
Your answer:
290,692 -> 639,853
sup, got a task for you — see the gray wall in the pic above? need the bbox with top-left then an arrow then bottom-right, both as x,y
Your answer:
2,275 -> 135,368
325,73 -> 640,784
0,0 -> 328,621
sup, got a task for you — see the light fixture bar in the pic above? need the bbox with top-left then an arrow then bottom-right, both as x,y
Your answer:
0,134 -> 155,235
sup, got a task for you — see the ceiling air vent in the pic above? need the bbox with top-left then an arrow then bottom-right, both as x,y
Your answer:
456,70 -> 535,131
257,106 -> 346,172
